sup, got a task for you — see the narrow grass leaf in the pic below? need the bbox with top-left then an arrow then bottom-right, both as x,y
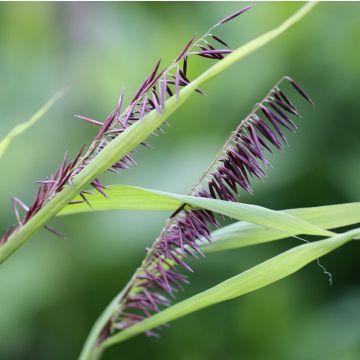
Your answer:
206,202 -> 360,252
60,188 -> 359,251
100,228 -> 360,348
60,184 -> 333,237
59,185 -> 186,213
0,90 -> 65,159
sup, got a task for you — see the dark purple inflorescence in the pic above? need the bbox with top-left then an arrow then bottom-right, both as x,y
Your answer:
0,6 -> 252,245
107,75 -> 314,339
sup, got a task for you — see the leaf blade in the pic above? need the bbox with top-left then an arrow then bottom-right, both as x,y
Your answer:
101,228 -> 360,348
60,185 -> 186,213
0,90 -> 65,159
60,184 -> 333,237
207,202 -> 360,252
61,185 -> 359,251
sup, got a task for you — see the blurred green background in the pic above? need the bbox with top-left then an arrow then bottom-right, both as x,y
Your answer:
0,2 -> 359,359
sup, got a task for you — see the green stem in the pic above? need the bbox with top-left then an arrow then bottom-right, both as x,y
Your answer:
77,3 -> 318,359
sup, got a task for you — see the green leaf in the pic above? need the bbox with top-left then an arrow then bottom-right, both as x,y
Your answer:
60,184 -> 333,237
60,185 -> 359,250
207,202 -> 360,252
60,186 -> 360,233
100,228 -> 360,349
1,2 -> 317,264
59,185 -> 187,213
0,90 -> 65,159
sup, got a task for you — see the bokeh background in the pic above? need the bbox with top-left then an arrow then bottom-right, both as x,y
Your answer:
0,2 -> 360,359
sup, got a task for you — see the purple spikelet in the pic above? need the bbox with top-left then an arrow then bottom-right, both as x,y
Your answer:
0,6 -> 252,246
104,76 -> 313,339
218,5 -> 253,25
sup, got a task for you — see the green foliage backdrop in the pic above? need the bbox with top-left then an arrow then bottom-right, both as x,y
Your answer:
0,2 -> 359,359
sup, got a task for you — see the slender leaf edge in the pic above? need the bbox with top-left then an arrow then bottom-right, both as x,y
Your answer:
0,89 -> 66,159
100,228 -> 360,351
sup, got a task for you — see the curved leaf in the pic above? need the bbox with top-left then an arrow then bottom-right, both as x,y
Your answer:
100,228 -> 360,349
207,202 -> 360,252
60,185 -> 359,250
60,184 -> 333,237
59,185 -> 187,213
0,90 -> 65,159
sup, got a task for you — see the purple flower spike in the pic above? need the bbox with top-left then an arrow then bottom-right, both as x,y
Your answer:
268,101 -> 297,130
218,5 -> 253,25
277,89 -> 297,112
254,118 -> 283,149
196,49 -> 232,56
259,104 -> 288,144
152,91 -> 162,114
116,89 -> 125,119
273,98 -> 300,117
131,59 -> 161,104
97,111 -> 117,138
285,76 -> 314,106
175,37 -> 194,62
74,115 -> 103,126
211,34 -> 229,48
139,94 -> 148,120
182,56 -> 188,76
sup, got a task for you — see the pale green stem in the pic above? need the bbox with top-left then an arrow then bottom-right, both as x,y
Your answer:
77,3 -> 318,359
0,89 -> 66,159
